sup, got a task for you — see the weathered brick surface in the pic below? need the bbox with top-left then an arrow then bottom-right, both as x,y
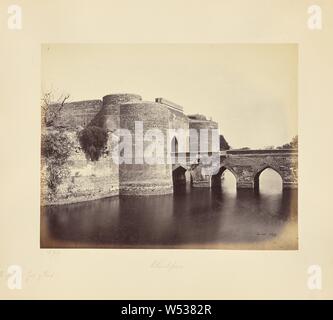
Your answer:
189,117 -> 219,153
92,94 -> 142,131
41,130 -> 119,205
42,94 -> 220,204
190,150 -> 298,189
43,94 -> 297,205
119,101 -> 174,195
50,100 -> 102,128
168,108 -> 190,153
222,152 -> 298,189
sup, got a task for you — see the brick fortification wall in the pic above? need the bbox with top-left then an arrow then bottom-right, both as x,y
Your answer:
188,115 -> 219,153
42,93 -> 219,205
90,94 -> 142,131
168,108 -> 190,153
41,129 -> 119,205
119,101 -> 173,195
49,100 -> 102,128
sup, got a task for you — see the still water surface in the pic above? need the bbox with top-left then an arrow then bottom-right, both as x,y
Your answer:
41,169 -> 298,249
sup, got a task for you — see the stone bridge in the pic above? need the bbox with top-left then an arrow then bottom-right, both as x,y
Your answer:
172,149 -> 298,190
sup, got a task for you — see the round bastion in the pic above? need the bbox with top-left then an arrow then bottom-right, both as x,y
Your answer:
101,94 -> 142,131
118,101 -> 173,196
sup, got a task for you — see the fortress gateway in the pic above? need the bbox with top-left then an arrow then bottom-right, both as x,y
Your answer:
41,93 -> 220,205
42,93 -> 298,205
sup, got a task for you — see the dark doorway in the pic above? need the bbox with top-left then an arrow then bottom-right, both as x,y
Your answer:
172,166 -> 187,187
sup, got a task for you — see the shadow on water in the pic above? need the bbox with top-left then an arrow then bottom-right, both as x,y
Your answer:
41,184 -> 298,249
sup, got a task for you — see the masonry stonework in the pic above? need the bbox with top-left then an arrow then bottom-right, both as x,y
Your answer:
191,150 -> 298,190
41,93 -> 297,206
42,93 -> 218,204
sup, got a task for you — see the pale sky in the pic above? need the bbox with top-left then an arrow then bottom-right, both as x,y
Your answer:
41,44 -> 297,149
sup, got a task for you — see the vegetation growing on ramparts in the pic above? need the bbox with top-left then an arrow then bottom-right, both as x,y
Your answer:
41,131 -> 73,199
78,125 -> 108,161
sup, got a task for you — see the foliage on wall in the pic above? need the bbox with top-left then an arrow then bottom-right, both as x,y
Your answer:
78,126 -> 108,161
41,131 -> 73,199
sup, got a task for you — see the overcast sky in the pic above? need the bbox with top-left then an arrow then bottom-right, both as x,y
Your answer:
42,44 -> 297,149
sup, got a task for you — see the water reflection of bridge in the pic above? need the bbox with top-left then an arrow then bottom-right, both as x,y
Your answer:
171,149 -> 298,190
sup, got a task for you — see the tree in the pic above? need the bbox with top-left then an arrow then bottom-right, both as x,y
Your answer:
41,91 -> 70,127
219,134 -> 231,150
277,135 -> 298,149
41,131 -> 73,198
78,126 -> 108,161
290,135 -> 298,149
41,91 -> 72,200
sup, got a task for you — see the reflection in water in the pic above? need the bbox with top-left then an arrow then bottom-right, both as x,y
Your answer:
41,173 -> 297,249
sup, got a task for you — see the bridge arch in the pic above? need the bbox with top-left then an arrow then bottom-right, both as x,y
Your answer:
211,166 -> 238,189
191,149 -> 297,190
253,166 -> 283,191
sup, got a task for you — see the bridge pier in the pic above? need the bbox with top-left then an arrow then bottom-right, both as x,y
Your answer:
282,181 -> 298,189
175,149 -> 298,191
192,175 -> 211,188
189,173 -> 298,190
238,177 -> 298,191
236,181 -> 254,189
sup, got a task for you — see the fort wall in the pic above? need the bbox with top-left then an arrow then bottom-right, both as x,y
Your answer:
188,115 -> 219,153
41,130 -> 119,205
119,101 -> 173,195
42,93 -> 220,205
50,100 -> 102,128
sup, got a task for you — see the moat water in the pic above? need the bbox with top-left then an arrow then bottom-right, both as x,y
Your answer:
41,169 -> 298,249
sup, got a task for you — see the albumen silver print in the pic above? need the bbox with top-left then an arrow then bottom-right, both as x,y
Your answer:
40,44 -> 298,249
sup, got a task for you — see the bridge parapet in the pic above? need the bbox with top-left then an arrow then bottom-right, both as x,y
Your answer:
226,149 -> 297,155
173,149 -> 298,190
223,149 -> 298,189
